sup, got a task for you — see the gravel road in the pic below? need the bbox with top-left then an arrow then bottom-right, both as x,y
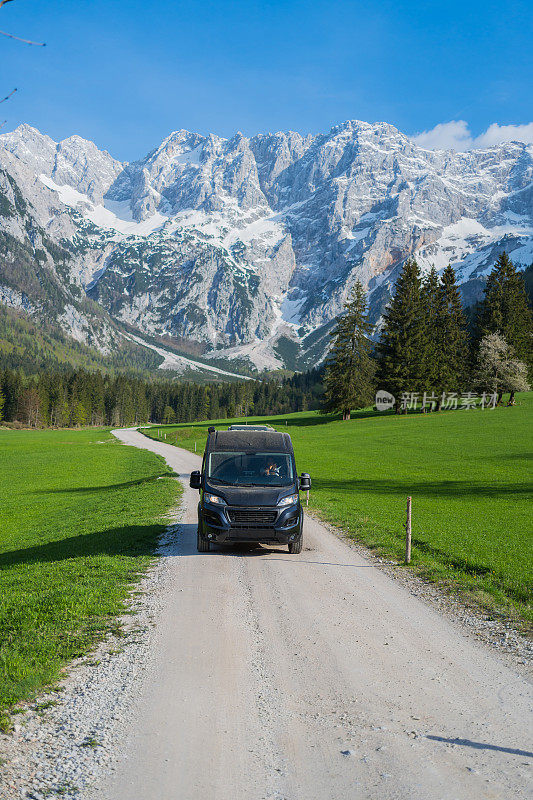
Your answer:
81,428 -> 531,800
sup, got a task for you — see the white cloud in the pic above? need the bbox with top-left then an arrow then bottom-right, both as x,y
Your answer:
475,122 -> 533,148
412,120 -> 472,150
411,120 -> 533,151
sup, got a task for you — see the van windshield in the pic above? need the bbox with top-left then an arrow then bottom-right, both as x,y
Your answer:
207,451 -> 293,486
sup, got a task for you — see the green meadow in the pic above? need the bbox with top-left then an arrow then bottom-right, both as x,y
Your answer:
1,400 -> 530,728
145,394 -> 533,626
0,428 -> 179,729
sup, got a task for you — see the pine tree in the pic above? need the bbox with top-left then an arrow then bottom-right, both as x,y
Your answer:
20,385 -> 41,427
322,281 -> 376,420
71,400 -> 88,427
0,388 -> 4,423
0,369 -> 23,421
420,267 -> 442,400
436,265 -> 469,401
199,387 -> 210,421
49,379 -> 69,427
477,252 -> 533,376
89,372 -> 106,425
377,259 -> 426,410
209,392 -> 221,420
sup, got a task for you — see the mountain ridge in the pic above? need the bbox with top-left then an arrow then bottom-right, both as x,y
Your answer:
0,119 -> 531,371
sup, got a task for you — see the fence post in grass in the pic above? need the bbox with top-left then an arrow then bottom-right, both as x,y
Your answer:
306,489 -> 309,507
405,496 -> 412,564
194,441 -> 197,453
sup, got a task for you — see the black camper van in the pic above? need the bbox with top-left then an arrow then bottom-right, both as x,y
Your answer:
190,428 -> 311,553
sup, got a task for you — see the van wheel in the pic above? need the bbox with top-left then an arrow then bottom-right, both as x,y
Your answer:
288,536 -> 302,554
197,523 -> 210,552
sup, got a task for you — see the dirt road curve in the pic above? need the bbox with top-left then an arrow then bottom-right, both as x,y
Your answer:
98,429 -> 531,800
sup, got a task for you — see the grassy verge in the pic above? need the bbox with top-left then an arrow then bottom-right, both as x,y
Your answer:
0,427 -> 180,730
143,394 -> 532,628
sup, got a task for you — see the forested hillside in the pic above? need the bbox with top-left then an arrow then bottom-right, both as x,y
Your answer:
0,305 -> 163,375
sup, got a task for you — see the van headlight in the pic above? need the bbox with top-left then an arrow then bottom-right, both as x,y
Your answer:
204,493 -> 226,506
278,494 -> 299,507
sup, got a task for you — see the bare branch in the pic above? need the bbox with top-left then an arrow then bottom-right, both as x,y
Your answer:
0,28 -> 45,45
0,1 -> 44,128
0,87 -> 16,104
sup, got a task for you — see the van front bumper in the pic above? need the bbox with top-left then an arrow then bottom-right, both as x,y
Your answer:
200,503 -> 302,544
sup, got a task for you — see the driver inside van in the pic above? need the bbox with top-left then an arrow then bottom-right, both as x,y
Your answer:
262,457 -> 281,477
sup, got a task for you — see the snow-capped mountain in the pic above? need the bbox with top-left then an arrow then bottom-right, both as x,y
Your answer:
1,120 -> 532,371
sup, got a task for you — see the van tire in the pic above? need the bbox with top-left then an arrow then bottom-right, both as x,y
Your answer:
197,522 -> 210,552
288,536 -> 302,554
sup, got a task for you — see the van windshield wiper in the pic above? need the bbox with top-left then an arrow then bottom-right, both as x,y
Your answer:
243,482 -> 287,487
208,478 -> 234,485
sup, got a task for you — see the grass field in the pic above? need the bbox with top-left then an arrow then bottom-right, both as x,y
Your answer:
144,394 -> 533,626
0,428 -> 179,730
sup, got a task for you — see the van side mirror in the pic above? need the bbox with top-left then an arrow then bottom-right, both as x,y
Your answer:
190,470 -> 202,490
299,473 -> 311,490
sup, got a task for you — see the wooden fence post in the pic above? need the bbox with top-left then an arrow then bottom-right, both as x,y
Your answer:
405,496 -> 412,564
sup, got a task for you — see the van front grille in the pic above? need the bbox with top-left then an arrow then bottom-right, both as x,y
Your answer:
227,509 -> 277,527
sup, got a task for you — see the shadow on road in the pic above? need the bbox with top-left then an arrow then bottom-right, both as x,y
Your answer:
427,735 -> 533,758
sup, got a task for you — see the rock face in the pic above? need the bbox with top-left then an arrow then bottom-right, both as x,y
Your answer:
0,165 -> 118,353
1,120 -> 532,369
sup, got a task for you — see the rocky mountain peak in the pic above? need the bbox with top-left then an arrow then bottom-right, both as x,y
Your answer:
1,120 -> 532,371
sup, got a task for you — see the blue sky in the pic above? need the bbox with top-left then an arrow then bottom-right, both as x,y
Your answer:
1,0 -> 532,161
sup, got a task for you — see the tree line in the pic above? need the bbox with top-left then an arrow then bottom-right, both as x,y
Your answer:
323,253 -> 532,418
0,365 -> 323,428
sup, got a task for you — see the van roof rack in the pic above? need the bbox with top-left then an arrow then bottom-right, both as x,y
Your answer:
227,424 -> 275,431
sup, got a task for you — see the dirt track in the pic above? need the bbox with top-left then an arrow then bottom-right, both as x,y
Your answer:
96,429 -> 532,800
